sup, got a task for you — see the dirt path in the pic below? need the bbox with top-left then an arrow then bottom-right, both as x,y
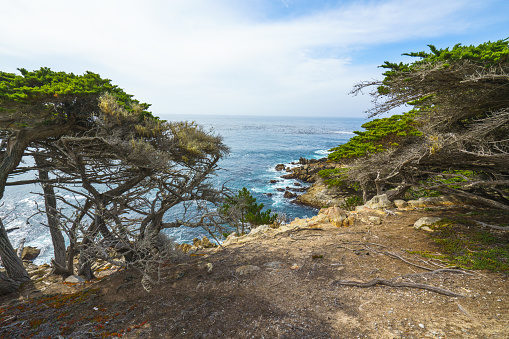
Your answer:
1,208 -> 508,338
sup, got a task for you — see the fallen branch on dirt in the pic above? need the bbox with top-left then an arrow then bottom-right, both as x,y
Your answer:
401,268 -> 476,279
337,241 -> 436,271
475,220 -> 509,231
381,251 -> 434,271
332,278 -> 465,297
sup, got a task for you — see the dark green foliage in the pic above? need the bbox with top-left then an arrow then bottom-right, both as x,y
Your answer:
328,111 -> 422,161
221,187 -> 278,229
402,39 -> 509,65
0,67 -> 158,132
340,196 -> 363,211
318,168 -> 347,187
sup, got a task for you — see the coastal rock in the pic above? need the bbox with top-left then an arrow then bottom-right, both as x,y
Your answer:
21,246 -> 41,261
414,217 -> 442,232
65,275 -> 86,284
310,213 -> 330,224
365,194 -> 394,210
249,225 -> 271,236
321,206 -> 347,219
406,195 -> 463,209
191,236 -> 218,249
291,187 -> 307,192
318,206 -> 352,227
284,191 -> 297,199
176,243 -> 192,253
275,164 -> 285,171
222,233 -> 238,247
296,181 -> 345,207
201,237 -> 217,248
394,200 -> 408,209
289,217 -> 309,228
270,180 -> 278,184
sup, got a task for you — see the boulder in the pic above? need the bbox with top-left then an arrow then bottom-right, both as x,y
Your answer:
222,233 -> 238,247
201,236 -> 217,248
290,187 -> 307,192
289,217 -> 309,228
414,217 -> 442,232
270,180 -> 278,184
296,182 -> 345,207
319,206 -> 350,227
21,246 -> 41,261
65,275 -> 86,284
284,191 -> 297,199
365,194 -> 394,210
249,225 -> 270,236
176,243 -> 192,253
407,195 -> 461,209
394,200 -> 409,209
275,164 -> 285,171
310,214 -> 329,224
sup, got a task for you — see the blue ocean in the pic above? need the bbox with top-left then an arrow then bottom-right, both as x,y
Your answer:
2,115 -> 363,264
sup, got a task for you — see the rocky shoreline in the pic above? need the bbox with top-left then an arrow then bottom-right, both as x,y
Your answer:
272,157 -> 352,208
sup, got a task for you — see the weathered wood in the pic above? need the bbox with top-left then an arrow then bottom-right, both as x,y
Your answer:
34,155 -> 67,275
333,278 -> 465,297
0,219 -> 30,283
0,271 -> 20,295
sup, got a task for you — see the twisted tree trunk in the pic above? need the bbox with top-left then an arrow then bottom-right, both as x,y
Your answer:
34,155 -> 68,276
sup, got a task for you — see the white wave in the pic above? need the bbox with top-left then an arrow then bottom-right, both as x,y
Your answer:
333,131 -> 355,134
314,149 -> 330,155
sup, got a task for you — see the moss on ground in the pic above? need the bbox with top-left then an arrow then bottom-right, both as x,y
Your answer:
410,217 -> 509,272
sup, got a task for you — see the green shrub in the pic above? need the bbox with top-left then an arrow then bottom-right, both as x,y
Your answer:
221,187 -> 278,234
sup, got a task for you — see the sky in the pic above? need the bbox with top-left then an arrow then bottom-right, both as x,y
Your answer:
1,0 -> 508,118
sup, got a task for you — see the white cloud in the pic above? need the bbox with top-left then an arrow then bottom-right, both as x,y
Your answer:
0,0 -> 491,116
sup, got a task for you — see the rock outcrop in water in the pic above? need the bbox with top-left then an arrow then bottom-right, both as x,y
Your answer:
272,158 -> 351,208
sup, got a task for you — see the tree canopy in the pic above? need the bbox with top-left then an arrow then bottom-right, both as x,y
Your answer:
0,68 -> 229,293
326,39 -> 509,209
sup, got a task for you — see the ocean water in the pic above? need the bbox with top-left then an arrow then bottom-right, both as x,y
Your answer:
2,115 -> 363,264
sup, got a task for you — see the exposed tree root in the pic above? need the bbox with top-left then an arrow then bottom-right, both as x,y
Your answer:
332,278 -> 465,298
